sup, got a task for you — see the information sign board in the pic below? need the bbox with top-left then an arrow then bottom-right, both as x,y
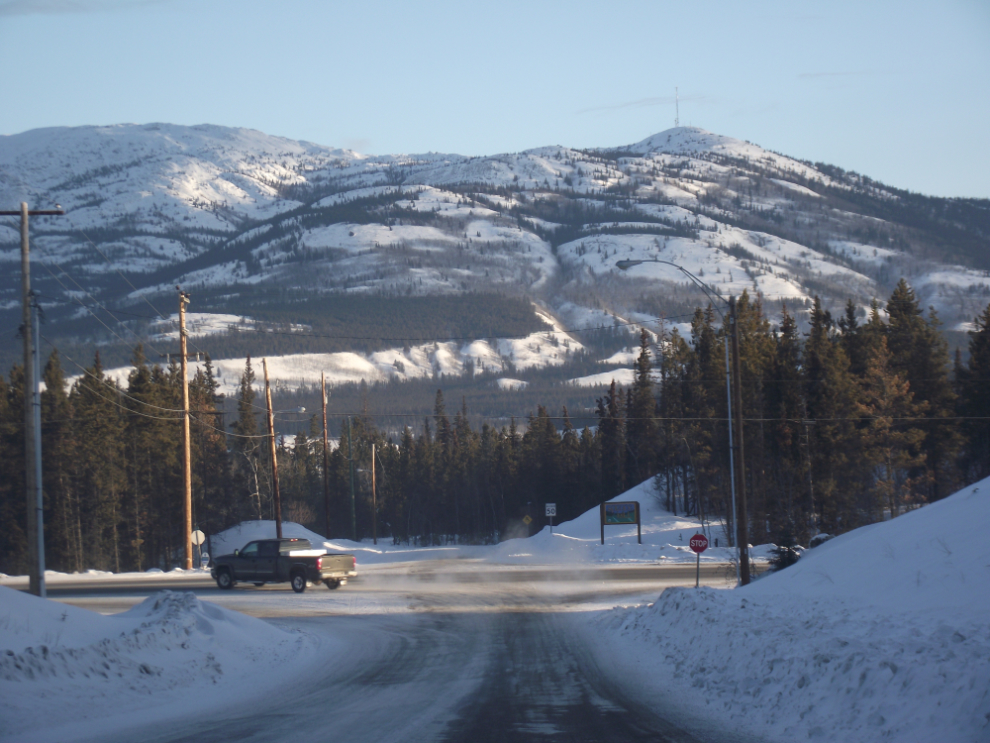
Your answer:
599,501 -> 641,544
603,502 -> 638,524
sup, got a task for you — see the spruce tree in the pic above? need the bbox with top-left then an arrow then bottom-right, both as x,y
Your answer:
960,303 -> 990,480
804,298 -> 862,533
596,380 -> 625,499
856,337 -> 928,519
885,280 -> 960,500
625,329 -> 657,485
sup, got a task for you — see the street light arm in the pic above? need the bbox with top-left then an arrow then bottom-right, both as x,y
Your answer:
616,258 -> 728,319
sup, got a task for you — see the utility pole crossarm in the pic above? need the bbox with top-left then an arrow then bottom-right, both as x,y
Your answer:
0,209 -> 65,216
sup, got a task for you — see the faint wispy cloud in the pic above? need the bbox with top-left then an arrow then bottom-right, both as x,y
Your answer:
0,0 -> 174,16
344,138 -> 372,154
576,96 -> 704,115
798,70 -> 880,79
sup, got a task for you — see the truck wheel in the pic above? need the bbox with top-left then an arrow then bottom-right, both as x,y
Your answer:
324,579 -> 340,590
290,572 -> 307,593
216,569 -> 234,590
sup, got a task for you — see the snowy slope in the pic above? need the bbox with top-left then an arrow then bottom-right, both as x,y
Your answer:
591,477 -> 990,743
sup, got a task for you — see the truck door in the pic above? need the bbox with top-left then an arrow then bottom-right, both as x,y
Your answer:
255,540 -> 279,581
236,541 -> 261,580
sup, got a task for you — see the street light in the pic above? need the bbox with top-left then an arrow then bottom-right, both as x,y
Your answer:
616,257 -> 749,586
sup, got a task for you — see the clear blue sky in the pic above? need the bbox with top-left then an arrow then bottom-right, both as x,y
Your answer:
1,0 -> 988,198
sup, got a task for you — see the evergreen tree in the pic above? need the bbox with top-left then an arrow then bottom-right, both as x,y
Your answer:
959,303 -> 990,480
856,337 -> 928,518
804,298 -> 862,534
885,280 -> 960,500
625,329 -> 657,485
0,367 -> 27,574
765,306 -> 808,542
596,380 -> 625,499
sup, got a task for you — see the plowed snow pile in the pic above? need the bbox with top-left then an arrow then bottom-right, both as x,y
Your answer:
594,478 -> 990,743
209,478 -> 770,567
0,590 -> 321,742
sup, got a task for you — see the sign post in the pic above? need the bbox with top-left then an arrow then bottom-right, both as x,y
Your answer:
599,502 -> 642,544
191,529 -> 206,570
689,532 -> 709,587
545,503 -> 556,533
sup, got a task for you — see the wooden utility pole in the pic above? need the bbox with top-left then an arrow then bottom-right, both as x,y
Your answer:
263,359 -> 283,538
729,297 -> 751,585
2,203 -> 64,597
178,288 -> 193,570
371,443 -> 377,545
322,373 -> 330,538
347,416 -> 356,541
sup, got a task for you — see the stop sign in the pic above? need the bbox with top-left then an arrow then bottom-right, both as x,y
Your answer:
689,533 -> 709,554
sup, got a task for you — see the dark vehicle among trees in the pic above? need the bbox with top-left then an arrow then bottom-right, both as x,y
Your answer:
211,538 -> 356,593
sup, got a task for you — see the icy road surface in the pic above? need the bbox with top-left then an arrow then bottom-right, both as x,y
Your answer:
18,563 -> 749,743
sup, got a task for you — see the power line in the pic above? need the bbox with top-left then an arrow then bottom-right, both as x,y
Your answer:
36,258 -> 172,361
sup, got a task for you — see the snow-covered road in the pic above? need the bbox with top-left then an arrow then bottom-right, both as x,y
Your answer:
6,564 -> 745,743
46,563 -> 731,743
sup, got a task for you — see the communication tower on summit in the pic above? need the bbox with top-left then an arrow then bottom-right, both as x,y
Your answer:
675,87 -> 680,127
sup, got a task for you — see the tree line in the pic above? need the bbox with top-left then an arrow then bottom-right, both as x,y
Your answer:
1,279 -> 988,574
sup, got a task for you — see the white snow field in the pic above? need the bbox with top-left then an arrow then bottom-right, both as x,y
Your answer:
591,477 -> 990,743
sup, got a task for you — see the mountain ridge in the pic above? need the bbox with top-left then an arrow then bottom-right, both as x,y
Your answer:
1,122 -> 988,381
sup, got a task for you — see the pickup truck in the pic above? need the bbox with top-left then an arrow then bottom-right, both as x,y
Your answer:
211,538 -> 356,593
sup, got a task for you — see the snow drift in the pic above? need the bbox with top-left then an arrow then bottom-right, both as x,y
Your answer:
593,477 -> 990,743
209,478 -> 773,568
0,589 -> 318,742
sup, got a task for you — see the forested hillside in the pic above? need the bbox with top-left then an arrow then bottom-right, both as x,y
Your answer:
2,282 -> 987,574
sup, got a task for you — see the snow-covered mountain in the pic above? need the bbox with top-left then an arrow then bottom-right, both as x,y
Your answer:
2,122 -> 988,380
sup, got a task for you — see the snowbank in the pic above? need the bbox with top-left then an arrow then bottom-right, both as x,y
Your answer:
592,478 -> 990,743
0,588 -> 324,742
490,478 -> 772,565
209,479 -> 769,568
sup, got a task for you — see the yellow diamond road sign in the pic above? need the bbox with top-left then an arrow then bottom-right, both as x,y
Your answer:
522,515 -> 533,525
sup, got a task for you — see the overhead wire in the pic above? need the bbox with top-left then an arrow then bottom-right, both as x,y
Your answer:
36,258 -> 173,361
42,335 -> 277,435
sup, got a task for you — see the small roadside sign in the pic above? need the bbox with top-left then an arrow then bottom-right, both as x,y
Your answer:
522,514 -> 533,525
191,530 -> 206,546
545,503 -> 556,517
